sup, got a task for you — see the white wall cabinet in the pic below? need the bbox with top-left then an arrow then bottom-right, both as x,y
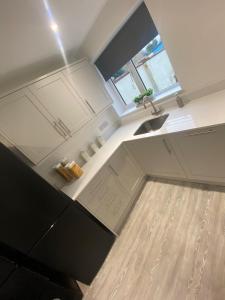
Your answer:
0,89 -> 65,164
0,59 -> 113,164
29,72 -> 91,137
126,136 -> 185,179
170,125 -> 225,183
0,71 -> 92,164
63,60 -> 112,115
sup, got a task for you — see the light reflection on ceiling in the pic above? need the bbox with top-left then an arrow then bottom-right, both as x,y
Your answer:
43,0 -> 68,65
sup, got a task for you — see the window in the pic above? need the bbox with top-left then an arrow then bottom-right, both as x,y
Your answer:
111,35 -> 181,107
110,62 -> 142,105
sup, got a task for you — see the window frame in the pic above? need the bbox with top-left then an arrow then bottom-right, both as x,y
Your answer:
110,61 -> 147,108
109,41 -> 181,108
111,80 -> 127,106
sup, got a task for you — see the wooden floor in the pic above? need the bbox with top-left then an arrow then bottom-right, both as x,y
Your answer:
83,179 -> 225,300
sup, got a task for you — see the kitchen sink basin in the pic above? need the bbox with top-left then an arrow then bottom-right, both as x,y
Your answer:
134,114 -> 169,136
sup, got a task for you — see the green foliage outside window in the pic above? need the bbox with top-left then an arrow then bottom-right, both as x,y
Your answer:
145,38 -> 159,55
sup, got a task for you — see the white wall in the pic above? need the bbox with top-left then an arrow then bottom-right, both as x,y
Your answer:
0,54 -> 79,96
78,0 -> 142,62
0,0 -> 109,95
145,0 -> 225,94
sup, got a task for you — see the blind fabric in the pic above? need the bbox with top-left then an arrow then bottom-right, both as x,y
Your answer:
95,2 -> 158,81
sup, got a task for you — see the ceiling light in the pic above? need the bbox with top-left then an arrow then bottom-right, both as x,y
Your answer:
50,22 -> 58,32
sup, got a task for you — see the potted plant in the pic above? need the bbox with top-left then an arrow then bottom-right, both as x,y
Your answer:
133,88 -> 153,107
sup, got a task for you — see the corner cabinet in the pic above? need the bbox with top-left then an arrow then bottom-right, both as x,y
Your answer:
78,166 -> 130,234
63,60 -> 112,115
126,136 -> 185,179
170,125 -> 225,184
0,89 -> 65,164
109,144 -> 144,196
28,72 -> 91,136
77,145 -> 144,234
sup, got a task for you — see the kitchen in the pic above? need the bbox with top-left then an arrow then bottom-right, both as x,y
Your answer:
1,0 -> 225,299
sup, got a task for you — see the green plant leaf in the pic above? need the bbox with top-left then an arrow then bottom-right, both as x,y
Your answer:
133,88 -> 153,103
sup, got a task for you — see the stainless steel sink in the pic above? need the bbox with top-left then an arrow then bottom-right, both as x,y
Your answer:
134,114 -> 169,136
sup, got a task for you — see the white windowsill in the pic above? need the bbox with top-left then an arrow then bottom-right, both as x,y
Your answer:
120,84 -> 182,118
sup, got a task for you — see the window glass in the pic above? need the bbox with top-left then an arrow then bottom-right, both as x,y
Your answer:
110,35 -> 181,106
132,35 -> 178,96
111,63 -> 141,105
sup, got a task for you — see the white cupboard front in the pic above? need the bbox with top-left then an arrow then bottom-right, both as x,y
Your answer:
126,136 -> 185,178
109,145 -> 144,195
63,60 -> 112,115
78,166 -> 130,234
29,72 -> 91,136
170,125 -> 225,183
0,89 -> 65,164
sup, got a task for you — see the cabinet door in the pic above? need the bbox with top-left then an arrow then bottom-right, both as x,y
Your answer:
0,267 -> 81,300
29,202 -> 115,285
29,72 -> 91,135
109,145 -> 144,195
63,60 -> 112,114
78,166 -> 130,234
0,257 -> 16,286
126,136 -> 185,178
0,89 -> 64,164
170,125 -> 225,183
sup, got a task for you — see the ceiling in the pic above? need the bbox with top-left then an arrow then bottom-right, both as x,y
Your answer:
0,0 -> 108,93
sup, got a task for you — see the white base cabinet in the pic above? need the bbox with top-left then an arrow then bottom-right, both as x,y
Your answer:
170,125 -> 225,184
78,145 -> 144,234
126,124 -> 225,186
78,166 -> 130,234
109,145 -> 144,195
75,123 -> 225,234
126,136 -> 185,179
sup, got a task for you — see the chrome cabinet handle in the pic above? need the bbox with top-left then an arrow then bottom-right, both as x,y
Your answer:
85,99 -> 96,114
53,121 -> 67,138
58,119 -> 72,137
163,138 -> 172,155
108,164 -> 118,176
187,129 -> 216,136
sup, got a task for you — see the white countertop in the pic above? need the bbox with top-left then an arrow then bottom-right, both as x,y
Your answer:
62,89 -> 225,200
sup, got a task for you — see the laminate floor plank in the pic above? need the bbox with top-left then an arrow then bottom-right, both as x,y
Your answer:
84,179 -> 225,300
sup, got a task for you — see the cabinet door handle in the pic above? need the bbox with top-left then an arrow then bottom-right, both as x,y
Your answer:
85,99 -> 96,114
163,138 -> 172,155
187,129 -> 216,136
53,121 -> 67,138
108,164 -> 118,176
58,119 -> 72,137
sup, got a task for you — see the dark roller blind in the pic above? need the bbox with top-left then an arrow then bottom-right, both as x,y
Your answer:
95,2 -> 158,81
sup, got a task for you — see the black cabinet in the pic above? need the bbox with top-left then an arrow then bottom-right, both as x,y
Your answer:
0,144 -> 71,254
30,202 -> 115,284
0,267 -> 82,300
0,143 -> 115,293
0,256 -> 16,287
